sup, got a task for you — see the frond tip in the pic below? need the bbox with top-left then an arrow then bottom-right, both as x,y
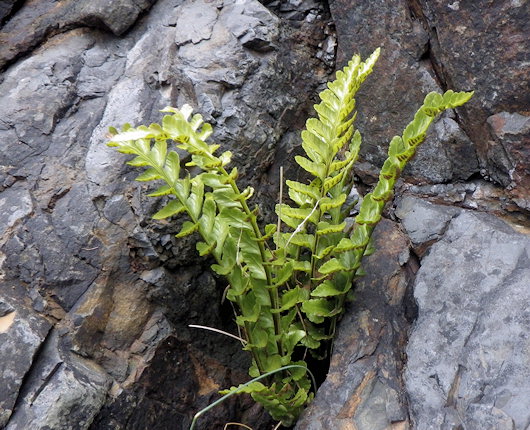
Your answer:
296,49 -> 380,184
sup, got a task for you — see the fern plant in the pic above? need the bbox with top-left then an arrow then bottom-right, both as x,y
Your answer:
107,48 -> 473,426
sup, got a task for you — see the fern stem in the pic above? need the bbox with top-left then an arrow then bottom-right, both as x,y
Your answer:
189,365 -> 316,430
276,166 -> 283,249
219,166 -> 284,357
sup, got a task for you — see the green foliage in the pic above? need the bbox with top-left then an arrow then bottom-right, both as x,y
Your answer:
107,48 -> 473,426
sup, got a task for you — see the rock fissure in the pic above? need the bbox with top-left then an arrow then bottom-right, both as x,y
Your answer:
3,321 -> 54,427
29,361 -> 64,407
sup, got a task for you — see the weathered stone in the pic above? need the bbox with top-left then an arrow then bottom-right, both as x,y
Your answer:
0,184 -> 32,241
0,0 -> 17,25
5,331 -> 111,430
395,195 -> 461,256
0,0 -> 331,427
417,0 -> 530,207
487,111 -> 530,209
90,335 -> 267,430
174,0 -> 219,46
2,0 -> 528,427
329,0 -> 479,186
398,180 -> 529,228
0,0 -> 157,70
0,289 -> 52,427
405,210 -> 530,429
296,219 -> 415,430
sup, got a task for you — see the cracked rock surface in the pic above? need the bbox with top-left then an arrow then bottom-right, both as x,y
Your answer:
0,0 -> 331,428
404,205 -> 530,429
330,0 -> 529,209
297,197 -> 530,430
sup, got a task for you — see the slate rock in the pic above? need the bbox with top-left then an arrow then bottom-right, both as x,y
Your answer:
487,111 -> 530,209
0,0 -> 157,70
299,196 -> 530,430
0,0 -> 17,24
296,219 -> 415,430
0,0 -> 331,427
417,0 -> 530,207
174,0 -> 219,46
0,184 -> 32,240
0,291 -> 52,427
405,210 -> 530,429
5,331 -> 111,430
395,195 -> 461,256
328,0 -> 479,185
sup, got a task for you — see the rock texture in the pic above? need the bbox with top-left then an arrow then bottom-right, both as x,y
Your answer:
298,197 -> 530,430
401,199 -> 530,429
330,0 -> 530,211
1,0 -> 529,429
0,290 -> 52,427
295,219 -> 416,430
329,0 -> 479,185
0,0 -> 332,428
417,0 -> 530,209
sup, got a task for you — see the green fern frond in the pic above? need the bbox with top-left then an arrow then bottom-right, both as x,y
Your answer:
107,49 -> 473,427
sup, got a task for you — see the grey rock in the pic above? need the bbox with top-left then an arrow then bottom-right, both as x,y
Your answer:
296,220 -> 413,430
403,115 -> 478,184
71,0 -> 158,36
0,0 -> 157,70
174,0 -> 219,46
0,291 -> 52,427
329,0 -> 479,186
5,331 -> 111,430
223,0 -> 279,51
487,112 -> 530,209
432,117 -> 478,181
417,0 -> 530,208
2,0 -> 526,427
395,195 -> 461,255
405,211 -> 530,429
0,0 -> 331,427
0,0 -> 17,23
0,185 -> 32,241
301,197 -> 530,430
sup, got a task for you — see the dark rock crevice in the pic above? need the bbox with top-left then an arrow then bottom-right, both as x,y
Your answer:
0,0 -> 24,25
401,247 -> 419,324
405,0 -> 448,92
3,323 -> 54,428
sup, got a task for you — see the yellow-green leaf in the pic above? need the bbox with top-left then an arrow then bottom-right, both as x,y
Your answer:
318,258 -> 346,275
147,185 -> 172,197
175,221 -> 198,238
152,199 -> 185,219
196,240 -> 215,256
311,280 -> 343,297
135,167 -> 160,182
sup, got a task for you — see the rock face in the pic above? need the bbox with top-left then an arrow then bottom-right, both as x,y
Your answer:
0,290 -> 52,427
417,0 -> 530,209
297,196 -> 530,430
295,219 -> 416,429
329,0 -> 479,185
1,0 -> 529,429
330,0 -> 530,210
0,0 -> 332,428
404,206 -> 530,429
